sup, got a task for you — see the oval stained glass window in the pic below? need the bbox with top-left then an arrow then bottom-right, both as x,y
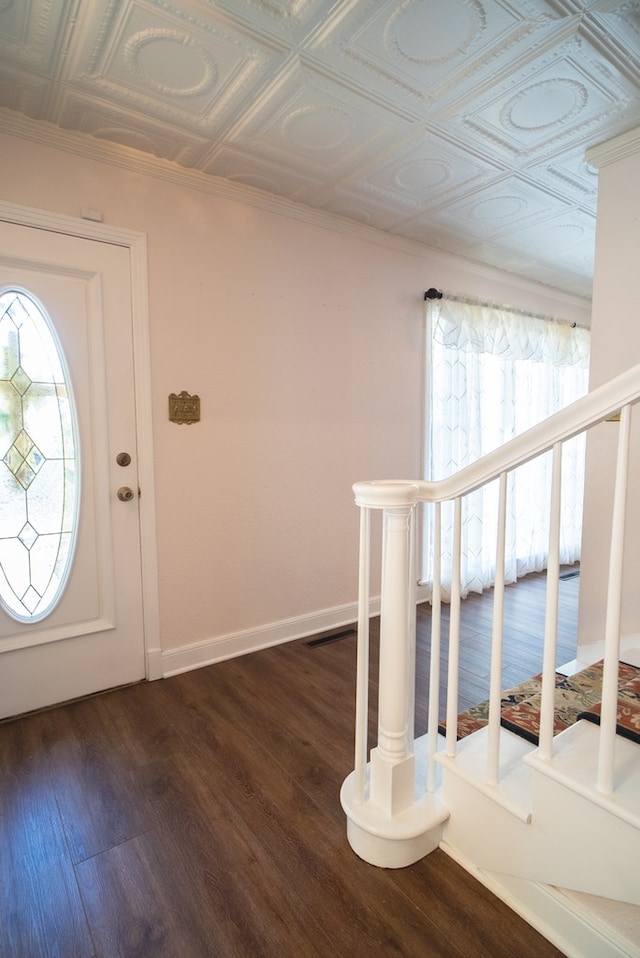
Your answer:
0,289 -> 80,622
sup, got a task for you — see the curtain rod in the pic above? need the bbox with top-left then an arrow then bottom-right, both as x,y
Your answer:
423,287 -> 588,329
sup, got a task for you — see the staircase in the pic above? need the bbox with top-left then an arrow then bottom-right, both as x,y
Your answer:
341,363 -> 640,958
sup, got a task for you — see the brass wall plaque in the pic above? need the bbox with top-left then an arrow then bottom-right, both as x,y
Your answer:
169,391 -> 200,424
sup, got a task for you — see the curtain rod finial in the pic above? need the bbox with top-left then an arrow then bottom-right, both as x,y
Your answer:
424,288 -> 443,300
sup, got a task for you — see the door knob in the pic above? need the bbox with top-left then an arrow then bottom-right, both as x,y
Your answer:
117,486 -> 135,502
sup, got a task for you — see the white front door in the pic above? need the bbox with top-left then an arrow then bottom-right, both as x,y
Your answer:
0,219 -> 148,718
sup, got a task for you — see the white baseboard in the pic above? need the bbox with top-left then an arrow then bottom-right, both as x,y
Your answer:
160,598 -> 381,678
416,582 -> 432,604
440,841 -> 638,958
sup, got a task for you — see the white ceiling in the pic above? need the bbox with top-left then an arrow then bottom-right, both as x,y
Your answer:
2,0 -> 640,299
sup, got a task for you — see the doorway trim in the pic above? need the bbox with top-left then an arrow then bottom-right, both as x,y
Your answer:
0,200 -> 161,679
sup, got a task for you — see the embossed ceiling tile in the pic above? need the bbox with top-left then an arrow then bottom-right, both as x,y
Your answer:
467,208 -> 597,294
528,145 -> 599,203
458,234 -> 590,297
388,216 -> 474,255
205,0 -> 339,43
465,236 -> 547,274
459,46 -> 631,157
592,5 -> 640,70
497,207 -> 596,257
305,0 -> 555,110
461,235 -> 592,297
355,131 -> 502,214
0,0 -> 72,75
0,0 -> 31,48
225,62 -> 412,178
548,242 -> 595,279
0,68 -> 51,119
5,0 -> 640,298
431,175 -> 569,241
55,89 -> 212,165
63,0 -> 289,132
201,143 -> 325,201
313,187 -> 414,230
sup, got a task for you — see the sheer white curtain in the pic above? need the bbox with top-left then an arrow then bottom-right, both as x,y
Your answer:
422,297 -> 590,599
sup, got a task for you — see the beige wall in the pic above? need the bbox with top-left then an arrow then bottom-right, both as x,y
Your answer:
578,135 -> 640,651
0,129 -> 590,668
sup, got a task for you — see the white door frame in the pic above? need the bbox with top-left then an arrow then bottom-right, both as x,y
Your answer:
0,200 -> 161,680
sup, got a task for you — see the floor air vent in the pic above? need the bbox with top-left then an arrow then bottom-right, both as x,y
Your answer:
306,628 -> 356,648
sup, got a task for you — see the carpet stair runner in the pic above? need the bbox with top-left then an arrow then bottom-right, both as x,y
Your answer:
440,659 -> 640,745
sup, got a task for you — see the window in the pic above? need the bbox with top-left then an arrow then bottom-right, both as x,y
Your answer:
423,296 -> 590,598
0,289 -> 80,621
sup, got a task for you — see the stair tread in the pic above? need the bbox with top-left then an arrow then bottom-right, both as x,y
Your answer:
435,726 -> 536,820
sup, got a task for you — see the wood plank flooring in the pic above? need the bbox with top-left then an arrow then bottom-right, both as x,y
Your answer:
0,569 -> 579,958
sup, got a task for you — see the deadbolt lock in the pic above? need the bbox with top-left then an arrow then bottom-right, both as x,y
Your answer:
116,452 -> 132,467
117,486 -> 135,502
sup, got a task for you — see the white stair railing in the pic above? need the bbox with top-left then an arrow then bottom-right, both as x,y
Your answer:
598,403 -> 632,794
341,363 -> 640,868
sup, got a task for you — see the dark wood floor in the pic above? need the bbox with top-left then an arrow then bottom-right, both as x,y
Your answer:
0,569 -> 579,958
419,563 -> 580,720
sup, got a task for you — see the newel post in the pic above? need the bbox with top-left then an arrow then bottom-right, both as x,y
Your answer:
340,481 -> 448,868
369,495 -> 416,815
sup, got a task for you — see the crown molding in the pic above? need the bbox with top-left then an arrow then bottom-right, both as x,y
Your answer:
0,108 -> 589,309
586,125 -> 640,170
0,109 -> 424,249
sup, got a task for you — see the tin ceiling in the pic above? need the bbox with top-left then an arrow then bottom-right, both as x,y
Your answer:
2,0 -> 640,298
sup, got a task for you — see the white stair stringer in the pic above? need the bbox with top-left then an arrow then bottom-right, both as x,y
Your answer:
436,722 -> 640,905
439,847 -> 640,958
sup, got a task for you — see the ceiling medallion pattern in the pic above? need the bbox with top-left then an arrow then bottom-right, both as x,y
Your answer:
470,196 -> 526,222
393,158 -> 449,192
242,0 -> 313,22
92,125 -> 157,153
386,0 -> 485,66
503,78 -> 589,132
544,223 -> 587,244
282,105 -> 352,150
123,28 -> 218,97
2,0 -> 640,298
